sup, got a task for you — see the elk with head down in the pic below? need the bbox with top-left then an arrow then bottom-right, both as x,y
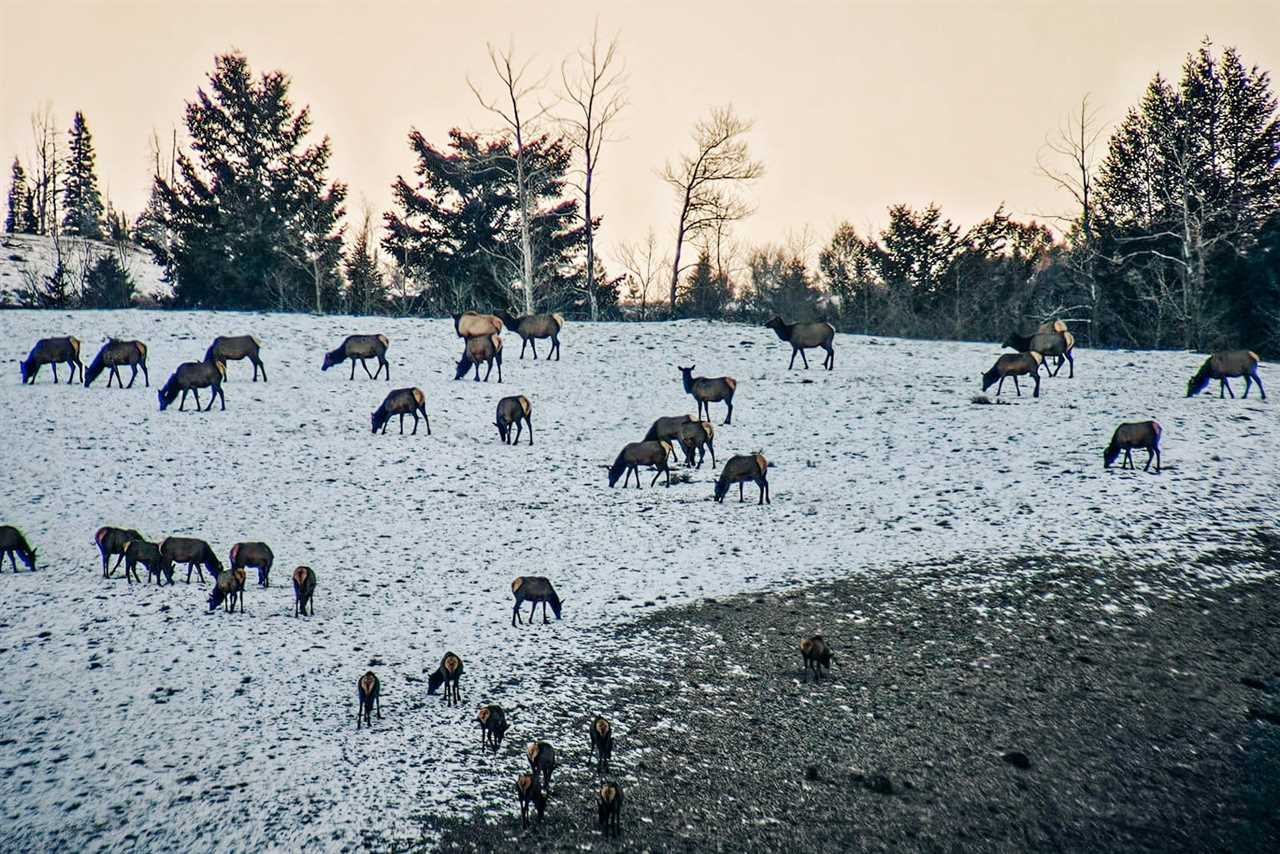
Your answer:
589,715 -> 613,771
230,541 -> 274,588
208,567 -> 246,613
493,310 -> 564,360
764,318 -> 835,370
356,671 -> 382,729
678,366 -> 736,424
124,539 -> 167,585
1104,421 -> 1163,473
511,576 -> 563,626
20,337 -> 83,384
455,334 -> 503,382
597,781 -> 624,837
714,453 -> 770,504
0,525 -> 37,572
495,395 -> 533,445
981,352 -> 1043,398
292,566 -> 317,616
427,651 -> 464,707
1186,351 -> 1265,400
477,703 -> 509,751
371,387 -> 431,435
643,415 -> 692,462
609,440 -> 673,488
515,773 -> 547,828
322,334 -> 390,380
800,635 -> 834,681
96,526 -> 144,577
160,536 -> 223,584
158,359 -> 226,411
84,339 -> 149,388
677,420 -> 716,469
1003,328 -> 1075,378
205,335 -> 266,381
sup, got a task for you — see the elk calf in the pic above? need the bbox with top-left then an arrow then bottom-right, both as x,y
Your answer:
764,318 -> 835,370
495,395 -> 533,445
678,366 -> 737,424
516,773 -> 547,827
158,359 -> 226,411
357,671 -> 381,729
1187,351 -> 1265,399
609,440 -> 674,488
292,566 -> 316,616
160,536 -> 223,584
371,387 -> 430,435
800,635 -> 834,681
715,453 -> 770,504
678,420 -> 716,469
322,334 -> 390,380
96,526 -> 144,577
477,704 -> 509,751
427,652 -> 464,706
208,567 -> 246,613
589,716 -> 613,771
512,576 -> 563,626
84,339 -> 148,388
230,541 -> 274,588
205,335 -> 266,381
597,782 -> 623,836
455,334 -> 503,382
1104,421 -> 1163,473
0,525 -> 37,572
527,741 -> 558,793
981,352 -> 1043,397
21,337 -> 82,384
124,539 -> 167,585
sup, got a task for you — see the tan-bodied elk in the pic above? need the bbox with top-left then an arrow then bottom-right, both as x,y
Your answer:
427,652 -> 464,706
493,310 -> 564,360
158,358 -> 226,411
455,334 -> 503,382
452,311 -> 503,339
714,453 -> 770,504
371,387 -> 431,435
292,566 -> 317,616
84,339 -> 148,388
678,366 -> 737,424
800,635 -> 834,681
230,541 -> 274,588
677,420 -> 716,469
208,567 -> 246,613
96,525 -> 144,577
1002,327 -> 1075,377
511,576 -> 563,626
495,395 -> 533,445
160,536 -> 223,584
1104,421 -> 1163,473
205,335 -> 266,381
20,337 -> 82,384
608,440 -> 673,488
1186,351 -> 1265,400
764,318 -> 835,370
356,671 -> 381,729
0,525 -> 37,571
322,334 -> 390,380
981,352 -> 1043,398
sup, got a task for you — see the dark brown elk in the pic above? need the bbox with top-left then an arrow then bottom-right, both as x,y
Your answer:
21,337 -> 83,384
427,652 -> 464,706
516,773 -> 547,827
0,526 -> 37,572
495,395 -> 533,445
981,352 -> 1043,397
764,318 -> 835,370
493,310 -> 564,360
160,536 -> 223,584
598,781 -> 623,836
800,635 -> 834,681
477,703 -> 509,751
84,339 -> 148,388
1104,421 -> 1163,473
512,576 -> 563,626
158,359 -> 226,411
1187,351 -> 1265,399
526,741 -> 558,793
678,366 -> 736,424
124,539 -> 167,585
714,453 -> 770,504
452,311 -> 503,338
356,671 -> 381,729
96,526 -> 144,577
208,567 -> 246,613
677,420 -> 716,469
322,334 -> 390,380
1002,329 -> 1075,377
589,716 -> 613,771
454,334 -> 503,382
609,440 -> 673,488
643,415 -> 692,462
292,566 -> 316,616
205,335 -> 266,381
230,541 -> 275,588
371,387 -> 431,435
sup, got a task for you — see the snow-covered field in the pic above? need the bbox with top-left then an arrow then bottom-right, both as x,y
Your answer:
0,233 -> 170,304
0,309 -> 1276,850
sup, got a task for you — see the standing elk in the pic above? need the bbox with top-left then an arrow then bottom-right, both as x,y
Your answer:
292,566 -> 316,616
371,387 -> 430,435
678,366 -> 736,424
477,704 -> 509,751
427,652 -> 464,706
20,337 -> 82,384
526,741 -> 558,793
598,781 -> 624,836
609,440 -> 673,488
205,336 -> 266,381
1186,351 -> 1265,400
96,526 -> 144,577
455,334 -> 503,382
981,352 -> 1043,398
356,671 -> 382,729
452,311 -> 503,338
0,526 -> 37,571
644,415 -> 692,462
208,567 -> 246,613
124,539 -> 167,585
800,635 -> 834,681
589,716 -> 613,771
160,536 -> 223,584
158,359 -> 226,411
714,453 -> 770,504
230,541 -> 275,588
495,395 -> 533,445
516,773 -> 547,828
1003,328 -> 1075,378
322,334 -> 390,380
512,576 -> 563,626
764,318 -> 835,370
84,339 -> 148,388
677,420 -> 717,469
1104,421 -> 1163,473
493,310 -> 564,360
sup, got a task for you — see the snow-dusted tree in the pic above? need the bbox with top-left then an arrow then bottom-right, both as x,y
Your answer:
5,158 -> 35,234
62,111 -> 105,239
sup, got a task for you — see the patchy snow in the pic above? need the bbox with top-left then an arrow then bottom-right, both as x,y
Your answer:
0,234 -> 170,304
0,309 -> 1276,850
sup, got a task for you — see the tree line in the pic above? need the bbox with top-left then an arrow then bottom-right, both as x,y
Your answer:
5,38 -> 1277,353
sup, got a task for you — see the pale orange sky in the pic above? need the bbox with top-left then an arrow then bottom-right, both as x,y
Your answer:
2,1 -> 1277,265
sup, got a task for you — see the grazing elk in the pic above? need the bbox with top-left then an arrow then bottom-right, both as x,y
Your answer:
516,773 -> 547,828
208,567 -> 246,613
160,536 -> 223,584
124,539 -> 167,585
493,310 -> 564,360
715,453 -> 770,504
512,576 -> 563,626
84,339 -> 148,388
452,311 -> 504,339
1037,320 -> 1072,373
427,652 -> 464,707
1104,421 -> 1163,473
677,420 -> 717,469
96,526 -> 144,577
230,541 -> 274,588
644,415 -> 693,462
764,317 -> 835,370
1187,351 -> 1265,400
371,387 -> 430,435
158,359 -> 226,411
0,526 -> 36,572
322,334 -> 390,380
477,704 -> 509,751
608,440 -> 673,488
292,566 -> 316,616
800,635 -> 834,681
1003,329 -> 1075,378
20,337 -> 83,384
205,336 -> 266,381
981,352 -> 1043,397
589,716 -> 613,771
678,366 -> 737,424
356,671 -> 382,729
598,782 -> 624,836
455,334 -> 503,382
495,395 -> 533,445
527,741 -> 558,793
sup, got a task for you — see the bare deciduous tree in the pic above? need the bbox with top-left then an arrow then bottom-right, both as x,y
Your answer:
616,228 -> 668,321
29,105 -> 61,236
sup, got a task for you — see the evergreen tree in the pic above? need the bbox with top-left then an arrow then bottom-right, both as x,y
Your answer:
6,159 -> 33,234
81,253 -> 135,308
62,112 -> 105,239
149,52 -> 346,310
344,214 -> 387,315
677,249 -> 731,318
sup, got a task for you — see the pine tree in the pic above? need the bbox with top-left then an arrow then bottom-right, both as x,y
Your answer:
677,249 -> 731,318
62,112 -> 106,239
81,253 -> 135,308
6,158 -> 32,234
344,214 -> 386,315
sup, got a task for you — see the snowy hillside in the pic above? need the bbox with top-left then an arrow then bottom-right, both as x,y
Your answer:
0,234 -> 170,304
0,309 -> 1276,850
